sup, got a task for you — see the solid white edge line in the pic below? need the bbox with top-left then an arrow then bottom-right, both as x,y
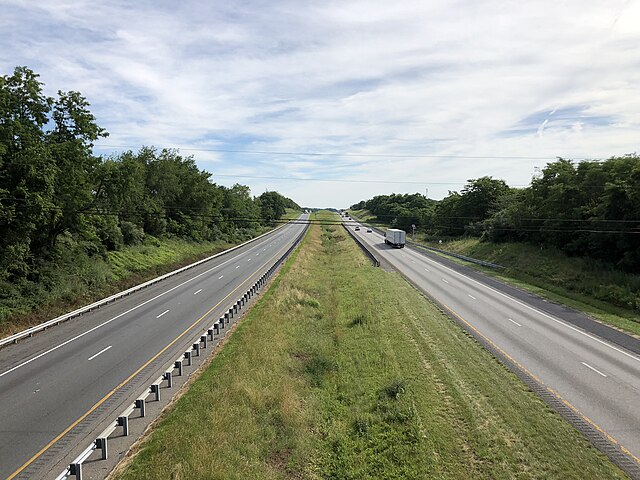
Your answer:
0,219 -> 306,378
418,253 -> 640,364
508,318 -> 522,327
193,289 -> 202,295
581,361 -> 607,377
156,309 -> 170,319
87,345 -> 112,361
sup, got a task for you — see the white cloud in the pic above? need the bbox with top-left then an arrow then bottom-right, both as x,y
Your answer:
1,0 -> 638,207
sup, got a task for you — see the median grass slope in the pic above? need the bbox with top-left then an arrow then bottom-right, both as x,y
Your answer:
350,208 -> 640,337
114,212 -> 626,480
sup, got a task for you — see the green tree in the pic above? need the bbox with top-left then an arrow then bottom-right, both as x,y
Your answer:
258,191 -> 287,224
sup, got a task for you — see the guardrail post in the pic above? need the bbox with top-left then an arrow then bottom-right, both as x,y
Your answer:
224,313 -> 229,325
151,383 -> 160,401
193,343 -> 200,356
163,371 -> 173,388
96,437 -> 108,460
174,359 -> 183,376
70,462 -> 83,480
214,323 -> 220,336
117,415 -> 129,436
207,328 -> 214,340
136,398 -> 146,417
228,308 -> 234,320
201,334 -> 207,348
184,351 -> 192,366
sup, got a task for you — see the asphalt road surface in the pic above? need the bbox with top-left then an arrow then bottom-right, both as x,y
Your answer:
349,223 -> 640,468
0,215 -> 308,480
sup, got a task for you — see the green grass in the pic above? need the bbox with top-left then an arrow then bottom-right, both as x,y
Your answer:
114,211 -> 626,480
283,208 -> 303,220
348,210 -> 640,337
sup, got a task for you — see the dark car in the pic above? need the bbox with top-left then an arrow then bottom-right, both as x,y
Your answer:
355,226 -> 360,231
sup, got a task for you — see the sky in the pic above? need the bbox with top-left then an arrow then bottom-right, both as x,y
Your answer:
1,0 -> 639,208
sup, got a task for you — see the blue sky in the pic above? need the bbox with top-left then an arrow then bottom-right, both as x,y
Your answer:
1,0 -> 639,207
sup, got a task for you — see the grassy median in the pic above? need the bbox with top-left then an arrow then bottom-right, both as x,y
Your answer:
113,212 -> 626,479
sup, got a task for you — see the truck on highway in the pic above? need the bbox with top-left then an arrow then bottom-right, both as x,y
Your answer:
385,229 -> 406,248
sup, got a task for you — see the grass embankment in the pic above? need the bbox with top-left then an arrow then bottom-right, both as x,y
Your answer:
349,209 -> 640,338
0,237 -> 237,338
114,212 -> 624,480
0,213 -> 305,338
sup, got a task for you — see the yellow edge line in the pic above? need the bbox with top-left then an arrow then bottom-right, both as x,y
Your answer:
7,239 -> 296,480
440,302 -> 640,467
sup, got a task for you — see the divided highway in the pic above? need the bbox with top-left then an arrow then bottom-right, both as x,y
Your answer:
348,221 -> 640,473
0,215 -> 309,480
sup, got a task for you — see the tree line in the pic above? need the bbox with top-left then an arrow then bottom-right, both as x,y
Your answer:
0,66 -> 299,286
352,156 -> 640,271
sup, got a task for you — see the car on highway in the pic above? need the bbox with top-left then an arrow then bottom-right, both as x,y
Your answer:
367,228 -> 372,233
355,226 -> 360,231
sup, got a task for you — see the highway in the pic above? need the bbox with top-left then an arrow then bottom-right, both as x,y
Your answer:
0,215 -> 309,480
348,222 -> 640,472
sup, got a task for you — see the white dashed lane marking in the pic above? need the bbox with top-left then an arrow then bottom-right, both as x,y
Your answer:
88,345 -> 112,361
581,362 -> 607,377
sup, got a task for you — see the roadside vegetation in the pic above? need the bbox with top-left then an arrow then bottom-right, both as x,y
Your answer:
113,212 -> 625,480
0,66 -> 299,336
350,208 -> 640,337
350,156 -> 640,318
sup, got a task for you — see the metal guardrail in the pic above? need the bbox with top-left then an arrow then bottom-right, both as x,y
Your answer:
1,222 -> 294,349
54,222 -> 309,480
406,240 -> 505,269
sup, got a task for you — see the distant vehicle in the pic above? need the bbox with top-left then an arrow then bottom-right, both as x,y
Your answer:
367,228 -> 372,233
355,226 -> 360,231
385,229 -> 406,248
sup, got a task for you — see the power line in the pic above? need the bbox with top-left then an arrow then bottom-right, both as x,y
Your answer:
210,174 -> 493,186
94,144 -> 599,161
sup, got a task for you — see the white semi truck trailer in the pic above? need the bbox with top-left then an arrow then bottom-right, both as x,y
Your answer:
385,229 -> 406,248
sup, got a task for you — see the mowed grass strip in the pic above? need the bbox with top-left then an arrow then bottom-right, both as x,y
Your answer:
114,212 -> 626,480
